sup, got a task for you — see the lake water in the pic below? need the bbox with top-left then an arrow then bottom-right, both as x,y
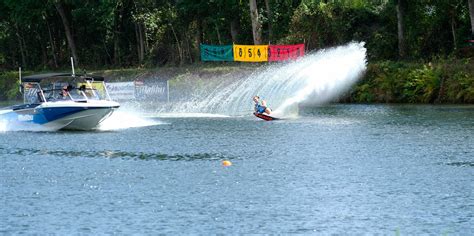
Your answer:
1,104 -> 473,234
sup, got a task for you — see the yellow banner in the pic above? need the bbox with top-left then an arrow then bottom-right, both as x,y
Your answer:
233,45 -> 268,62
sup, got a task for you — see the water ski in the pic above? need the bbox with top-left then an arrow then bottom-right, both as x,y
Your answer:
254,112 -> 279,121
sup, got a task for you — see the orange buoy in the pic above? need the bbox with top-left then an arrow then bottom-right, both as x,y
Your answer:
222,160 -> 232,166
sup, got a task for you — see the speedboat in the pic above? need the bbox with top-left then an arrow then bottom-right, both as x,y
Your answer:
0,73 -> 120,131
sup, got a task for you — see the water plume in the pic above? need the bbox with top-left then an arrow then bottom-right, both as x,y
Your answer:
158,42 -> 367,117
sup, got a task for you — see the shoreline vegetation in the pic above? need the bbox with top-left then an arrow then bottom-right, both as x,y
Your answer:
1,58 -> 473,104
348,58 -> 474,104
1,1 -> 473,104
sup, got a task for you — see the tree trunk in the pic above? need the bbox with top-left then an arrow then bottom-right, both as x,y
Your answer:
102,37 -> 112,65
20,30 -> 29,61
55,1 -> 79,65
46,18 -> 58,68
136,23 -> 145,64
469,0 -> 474,38
195,19 -> 202,60
230,18 -> 239,42
14,24 -> 26,67
215,23 -> 222,45
114,35 -> 120,65
135,25 -> 140,62
184,32 -> 193,63
38,32 -> 48,67
249,0 -> 262,45
170,23 -> 183,65
264,0 -> 273,42
451,10 -> 457,51
140,23 -> 145,63
113,0 -> 124,65
396,0 -> 406,58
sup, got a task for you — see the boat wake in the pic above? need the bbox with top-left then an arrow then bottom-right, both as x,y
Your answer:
145,112 -> 230,118
0,118 -> 59,132
97,109 -> 163,131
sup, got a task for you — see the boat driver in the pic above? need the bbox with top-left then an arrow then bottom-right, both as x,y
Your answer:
253,96 -> 272,115
61,85 -> 70,99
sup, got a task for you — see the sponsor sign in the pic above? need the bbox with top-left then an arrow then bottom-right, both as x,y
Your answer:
268,44 -> 305,61
201,44 -> 234,61
134,80 -> 169,102
233,44 -> 269,62
106,82 -> 135,101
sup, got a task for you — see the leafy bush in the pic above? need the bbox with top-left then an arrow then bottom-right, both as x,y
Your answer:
351,59 -> 473,104
0,71 -> 21,101
445,71 -> 474,103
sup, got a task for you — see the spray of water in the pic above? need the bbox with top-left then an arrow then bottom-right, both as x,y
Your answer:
1,42 -> 366,131
0,119 -> 7,132
159,42 -> 367,116
0,117 -> 61,132
98,109 -> 162,131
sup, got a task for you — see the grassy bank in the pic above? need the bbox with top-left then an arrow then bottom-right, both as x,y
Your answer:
1,59 -> 473,104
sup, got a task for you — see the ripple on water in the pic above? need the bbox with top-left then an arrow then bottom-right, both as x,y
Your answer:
444,161 -> 474,167
0,146 -> 232,161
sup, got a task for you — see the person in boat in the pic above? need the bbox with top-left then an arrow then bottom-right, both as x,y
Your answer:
61,85 -> 71,99
253,96 -> 272,115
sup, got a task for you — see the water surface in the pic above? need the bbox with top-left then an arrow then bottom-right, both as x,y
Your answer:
1,105 -> 473,234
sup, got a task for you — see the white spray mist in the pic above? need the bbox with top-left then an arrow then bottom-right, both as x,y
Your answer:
173,42 -> 367,116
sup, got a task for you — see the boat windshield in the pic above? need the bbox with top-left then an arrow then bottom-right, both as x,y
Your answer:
22,83 -> 43,104
22,78 -> 112,103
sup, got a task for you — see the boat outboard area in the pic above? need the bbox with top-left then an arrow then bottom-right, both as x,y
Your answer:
0,73 -> 120,131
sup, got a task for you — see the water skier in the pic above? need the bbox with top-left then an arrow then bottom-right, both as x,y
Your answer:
253,96 -> 272,115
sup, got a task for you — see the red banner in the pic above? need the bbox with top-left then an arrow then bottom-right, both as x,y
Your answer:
268,44 -> 305,61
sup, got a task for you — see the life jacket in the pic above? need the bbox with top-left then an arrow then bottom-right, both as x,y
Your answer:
255,103 -> 266,113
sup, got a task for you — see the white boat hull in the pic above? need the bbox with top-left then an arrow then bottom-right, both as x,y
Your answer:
44,107 -> 115,130
1,100 -> 119,131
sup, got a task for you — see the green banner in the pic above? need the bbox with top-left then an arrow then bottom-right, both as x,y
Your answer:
200,44 -> 234,61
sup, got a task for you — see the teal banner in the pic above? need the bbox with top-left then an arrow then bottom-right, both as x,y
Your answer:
200,44 -> 234,61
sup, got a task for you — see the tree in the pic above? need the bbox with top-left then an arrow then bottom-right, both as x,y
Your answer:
469,0 -> 474,38
249,0 -> 262,44
264,0 -> 273,42
1,0 -> 473,70
55,0 -> 79,65
396,0 -> 406,58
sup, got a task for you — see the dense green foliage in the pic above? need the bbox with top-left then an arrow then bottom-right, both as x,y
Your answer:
0,0 -> 472,69
0,71 -> 20,100
0,0 -> 473,103
349,59 -> 474,103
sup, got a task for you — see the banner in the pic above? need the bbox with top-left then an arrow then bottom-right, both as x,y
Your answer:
233,45 -> 268,62
134,80 -> 169,102
200,44 -> 234,61
106,80 -> 169,102
106,82 -> 135,101
268,44 -> 305,61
